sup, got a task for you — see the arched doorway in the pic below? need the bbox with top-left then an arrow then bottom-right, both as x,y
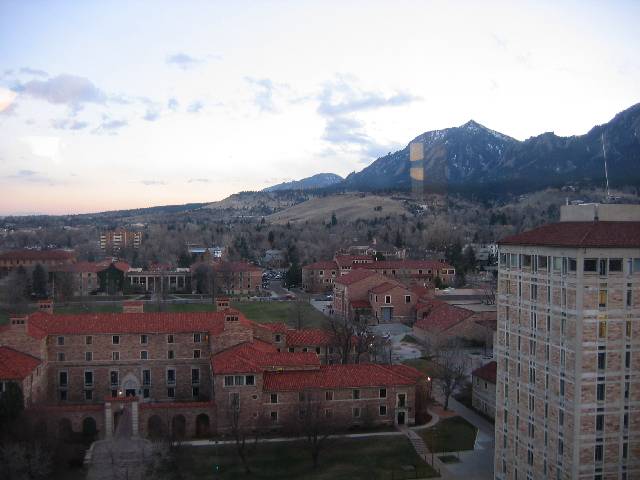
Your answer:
58,418 -> 73,440
195,414 -> 210,438
171,415 -> 186,440
148,415 -> 164,439
121,373 -> 140,397
82,417 -> 98,442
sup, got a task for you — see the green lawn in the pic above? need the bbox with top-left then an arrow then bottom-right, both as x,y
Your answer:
402,358 -> 439,378
54,303 -> 123,314
144,302 -> 217,313
176,437 -> 438,480
231,301 -> 330,328
420,416 -> 478,453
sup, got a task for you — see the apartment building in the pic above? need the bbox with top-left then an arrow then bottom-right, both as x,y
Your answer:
100,228 -> 143,252
494,204 -> 640,480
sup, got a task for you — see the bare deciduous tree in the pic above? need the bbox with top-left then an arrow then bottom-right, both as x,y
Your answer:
434,341 -> 467,410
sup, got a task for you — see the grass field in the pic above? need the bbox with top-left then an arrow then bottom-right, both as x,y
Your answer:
144,303 -> 217,313
420,416 -> 478,453
54,303 -> 123,314
176,437 -> 438,480
231,301 -> 330,328
402,357 -> 439,378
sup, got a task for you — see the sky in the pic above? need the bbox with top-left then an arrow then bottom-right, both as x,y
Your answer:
1,0 -> 639,216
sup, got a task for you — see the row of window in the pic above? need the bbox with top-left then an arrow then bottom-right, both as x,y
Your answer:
59,385 -> 201,401
266,405 -> 390,423
501,253 -> 640,275
56,349 -> 204,362
58,368 -> 201,389
56,333 -> 206,346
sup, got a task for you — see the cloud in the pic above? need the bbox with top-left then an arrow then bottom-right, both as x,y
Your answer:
140,180 -> 166,186
19,67 -> 49,77
16,74 -> 107,109
51,118 -> 89,130
317,80 -> 419,116
143,109 -> 161,121
20,136 -> 61,159
188,178 -> 210,183
4,169 -> 60,185
168,97 -> 179,111
17,169 -> 37,177
187,100 -> 204,113
92,116 -> 127,135
0,87 -> 18,113
245,77 -> 277,112
166,52 -> 200,69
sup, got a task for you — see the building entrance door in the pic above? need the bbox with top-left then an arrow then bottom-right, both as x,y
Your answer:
397,411 -> 406,425
382,307 -> 393,322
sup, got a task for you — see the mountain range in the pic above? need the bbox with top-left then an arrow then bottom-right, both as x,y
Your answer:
263,173 -> 343,192
268,103 -> 640,195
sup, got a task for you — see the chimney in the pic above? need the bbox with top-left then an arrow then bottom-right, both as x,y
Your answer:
216,297 -> 230,310
123,300 -> 144,313
37,299 -> 53,314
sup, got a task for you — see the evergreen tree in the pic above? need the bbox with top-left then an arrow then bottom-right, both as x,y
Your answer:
32,264 -> 47,298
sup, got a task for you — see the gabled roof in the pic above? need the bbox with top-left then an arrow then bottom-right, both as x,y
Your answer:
498,221 -> 640,248
334,255 -> 372,268
263,363 -> 424,391
334,269 -> 378,286
302,260 -> 338,270
286,329 -> 333,346
261,322 -> 291,334
472,361 -> 497,384
414,300 -> 475,332
350,299 -> 371,309
370,281 -> 406,294
23,310 -> 253,337
0,346 -> 41,380
211,342 -> 320,374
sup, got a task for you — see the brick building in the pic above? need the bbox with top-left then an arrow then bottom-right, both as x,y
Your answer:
51,260 -> 130,296
353,260 -> 456,286
211,261 -> 263,296
368,281 -> 418,323
0,249 -> 76,277
471,360 -> 496,419
494,204 -> 640,480
100,228 -> 143,253
0,307 -> 427,440
301,260 -> 339,293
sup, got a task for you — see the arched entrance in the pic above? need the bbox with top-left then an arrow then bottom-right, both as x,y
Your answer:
148,415 -> 164,439
171,415 -> 186,440
82,417 -> 98,442
121,373 -> 140,397
195,414 -> 210,438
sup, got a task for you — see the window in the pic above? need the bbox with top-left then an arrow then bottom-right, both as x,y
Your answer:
84,371 -> 93,386
245,375 -> 255,386
378,405 -> 388,416
553,257 -> 562,272
598,289 -> 607,308
192,386 -> 200,398
634,258 -> 640,273
522,254 -> 532,268
623,442 -> 628,460
85,351 -> 92,361
110,370 -> 119,386
288,347 -> 294,353
224,376 -> 234,387
625,351 -> 631,368
59,371 -> 68,387
167,369 -> 176,385
609,259 -> 622,272
385,295 -> 391,304
234,375 -> 244,386
594,444 -> 603,462
275,334 -> 281,342
596,414 -> 604,431
405,295 -> 411,303
167,350 -> 175,359
140,350 -> 148,360
568,258 -> 576,272
191,368 -> 200,385
112,335 -> 120,345
167,334 -> 174,344
558,438 -> 564,456
269,411 -> 278,423
584,259 -> 597,272
112,351 -> 120,361
353,389 -> 360,400
270,393 -> 278,404
140,334 -> 148,345
193,333 -> 202,343
142,369 -> 151,386
325,391 -> 333,401
597,383 -> 605,402
559,378 -> 565,397
379,388 -> 387,398
598,352 -> 606,370
84,389 -> 93,400
85,335 -> 92,345
626,320 -> 632,338
324,409 -> 332,418
167,387 -> 175,398
193,349 -> 201,359
59,390 -> 67,401
57,336 -> 64,346
353,407 -> 361,418
57,352 -> 65,361
538,255 -> 548,270
558,409 -> 564,426
397,393 -> 406,407
598,320 -> 607,339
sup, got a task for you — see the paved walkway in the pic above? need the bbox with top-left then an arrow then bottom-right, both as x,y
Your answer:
86,405 -> 153,480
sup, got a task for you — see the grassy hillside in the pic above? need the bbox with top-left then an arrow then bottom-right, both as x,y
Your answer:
266,193 -> 409,224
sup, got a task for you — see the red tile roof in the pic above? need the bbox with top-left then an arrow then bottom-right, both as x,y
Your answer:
211,342 -> 319,374
334,255 -> 372,268
472,361 -> 497,384
354,260 -> 453,271
23,310 -> 253,337
499,221 -> 640,248
303,261 -> 338,270
370,281 -> 406,294
0,346 -> 41,380
0,249 -> 75,261
350,299 -> 371,309
286,329 -> 333,346
263,363 -> 424,391
261,322 -> 291,333
414,300 -> 474,332
334,269 -> 378,286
